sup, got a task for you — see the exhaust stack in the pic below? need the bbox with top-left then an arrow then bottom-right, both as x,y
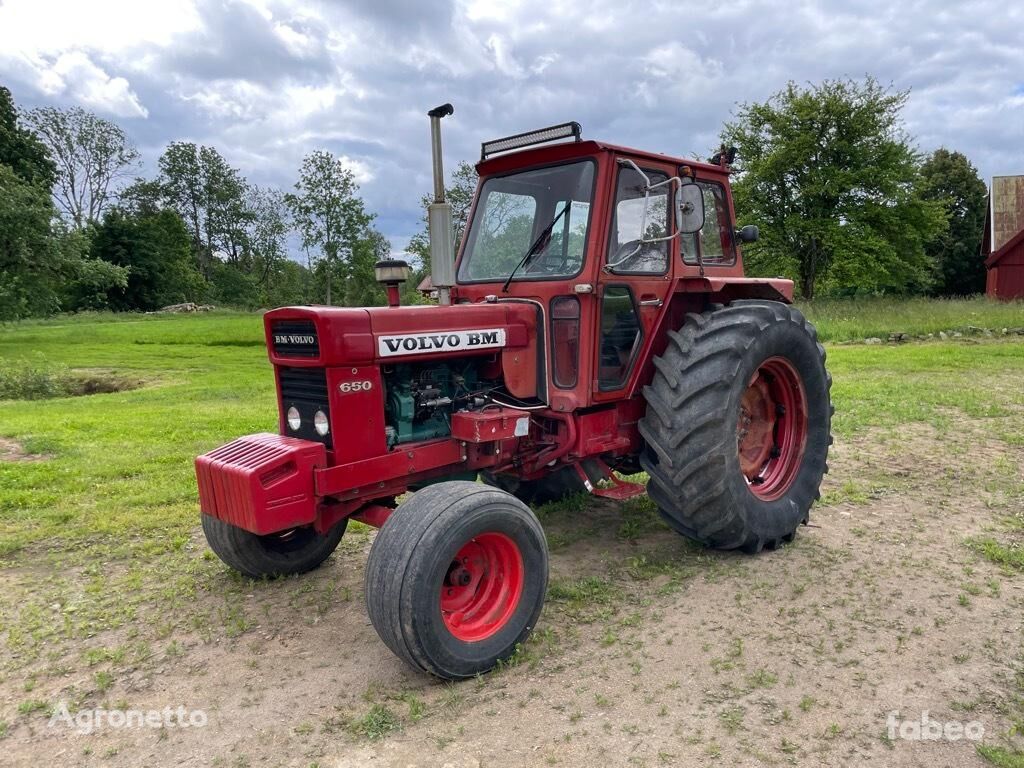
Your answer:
427,103 -> 455,306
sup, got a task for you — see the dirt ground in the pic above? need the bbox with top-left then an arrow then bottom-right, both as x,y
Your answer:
2,420 -> 1022,768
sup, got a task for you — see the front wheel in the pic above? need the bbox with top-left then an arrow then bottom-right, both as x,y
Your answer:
639,300 -> 832,553
365,481 -> 548,679
202,514 -> 346,578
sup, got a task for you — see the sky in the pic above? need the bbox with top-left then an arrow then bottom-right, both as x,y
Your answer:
1,0 -> 1022,257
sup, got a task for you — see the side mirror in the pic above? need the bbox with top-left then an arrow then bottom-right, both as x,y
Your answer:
737,224 -> 759,243
676,182 -> 705,234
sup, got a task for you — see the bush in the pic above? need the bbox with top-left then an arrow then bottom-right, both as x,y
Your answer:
0,356 -> 73,400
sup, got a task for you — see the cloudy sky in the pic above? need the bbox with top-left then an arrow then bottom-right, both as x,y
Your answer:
1,0 -> 1022,255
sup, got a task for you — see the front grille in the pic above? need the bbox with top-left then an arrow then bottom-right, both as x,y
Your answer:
270,319 -> 319,358
278,366 -> 332,448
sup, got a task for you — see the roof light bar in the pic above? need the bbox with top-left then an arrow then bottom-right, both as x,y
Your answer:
481,121 -> 582,160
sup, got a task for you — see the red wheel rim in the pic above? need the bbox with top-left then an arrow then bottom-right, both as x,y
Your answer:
736,356 -> 808,501
440,532 -> 524,642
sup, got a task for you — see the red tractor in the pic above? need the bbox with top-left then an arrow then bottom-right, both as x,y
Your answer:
196,104 -> 832,680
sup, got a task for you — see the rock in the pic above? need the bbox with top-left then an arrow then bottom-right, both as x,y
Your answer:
939,331 -> 948,340
888,332 -> 908,343
952,332 -> 963,338
159,302 -> 216,313
865,337 -> 883,345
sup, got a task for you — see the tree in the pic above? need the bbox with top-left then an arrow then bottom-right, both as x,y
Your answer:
0,86 -> 55,188
26,106 -> 139,228
286,151 -> 371,305
722,77 -> 946,298
0,164 -> 65,318
406,160 -> 478,276
245,185 -> 289,287
88,208 -> 201,311
157,142 -> 251,278
918,149 -> 988,296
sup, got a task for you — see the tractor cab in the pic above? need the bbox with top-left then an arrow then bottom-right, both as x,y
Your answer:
453,125 -> 784,416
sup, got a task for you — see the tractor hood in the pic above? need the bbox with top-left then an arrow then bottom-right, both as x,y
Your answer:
263,303 -> 536,368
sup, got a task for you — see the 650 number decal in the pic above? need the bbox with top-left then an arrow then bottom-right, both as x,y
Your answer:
338,380 -> 373,393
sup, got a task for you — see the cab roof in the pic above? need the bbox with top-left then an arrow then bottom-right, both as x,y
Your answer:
476,138 -> 728,178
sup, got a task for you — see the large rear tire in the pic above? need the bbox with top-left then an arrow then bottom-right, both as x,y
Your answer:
639,300 -> 832,553
202,514 -> 346,578
365,481 -> 548,679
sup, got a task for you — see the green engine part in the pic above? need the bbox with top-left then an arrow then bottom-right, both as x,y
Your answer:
384,362 -> 480,446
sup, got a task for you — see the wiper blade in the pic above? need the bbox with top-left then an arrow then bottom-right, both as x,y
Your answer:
501,203 -> 570,293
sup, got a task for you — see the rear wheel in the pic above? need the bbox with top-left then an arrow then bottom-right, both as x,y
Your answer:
202,514 -> 346,578
365,481 -> 548,679
639,300 -> 832,552
480,467 -> 586,506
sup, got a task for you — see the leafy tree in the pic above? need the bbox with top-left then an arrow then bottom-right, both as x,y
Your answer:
918,149 -> 988,296
64,251 -> 130,311
0,164 -> 65,318
88,208 -> 201,311
246,186 -> 289,287
157,142 -> 251,278
117,177 -> 165,217
258,258 -> 311,308
0,86 -> 55,188
286,151 -> 371,305
722,77 -> 946,298
25,106 -> 140,228
406,160 -> 478,277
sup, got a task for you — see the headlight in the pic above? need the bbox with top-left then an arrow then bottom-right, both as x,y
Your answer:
287,406 -> 301,431
314,410 -> 329,436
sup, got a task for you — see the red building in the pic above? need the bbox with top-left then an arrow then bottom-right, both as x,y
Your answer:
984,176 -> 1024,300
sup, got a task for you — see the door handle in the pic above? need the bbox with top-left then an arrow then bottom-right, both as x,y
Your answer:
639,298 -> 663,307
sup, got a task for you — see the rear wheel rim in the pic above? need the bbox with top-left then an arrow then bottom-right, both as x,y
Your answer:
736,357 -> 808,500
440,532 -> 524,642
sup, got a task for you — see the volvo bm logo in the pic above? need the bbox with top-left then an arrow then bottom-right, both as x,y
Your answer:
274,334 -> 316,345
378,329 -> 506,357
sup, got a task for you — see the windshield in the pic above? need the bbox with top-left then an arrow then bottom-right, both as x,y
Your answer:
457,160 -> 595,283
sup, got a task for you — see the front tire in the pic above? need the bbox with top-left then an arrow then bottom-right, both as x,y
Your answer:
639,300 -> 832,552
365,481 -> 548,679
202,514 -> 346,578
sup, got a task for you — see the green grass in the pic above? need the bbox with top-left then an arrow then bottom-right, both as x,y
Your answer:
978,746 -> 1024,768
797,296 -> 1024,342
0,311 -> 271,555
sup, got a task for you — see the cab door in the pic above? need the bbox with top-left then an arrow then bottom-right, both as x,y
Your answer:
592,159 -> 676,401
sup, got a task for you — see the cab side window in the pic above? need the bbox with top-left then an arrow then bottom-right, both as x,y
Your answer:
681,182 -> 736,266
606,166 -> 670,273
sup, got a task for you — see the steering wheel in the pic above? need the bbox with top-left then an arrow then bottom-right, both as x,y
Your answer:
525,252 -> 572,275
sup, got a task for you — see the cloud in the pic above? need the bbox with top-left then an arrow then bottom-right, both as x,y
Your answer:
0,0 -> 1021,252
21,51 -> 149,118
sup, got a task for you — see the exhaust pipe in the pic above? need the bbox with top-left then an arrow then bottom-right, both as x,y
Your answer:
427,103 -> 455,306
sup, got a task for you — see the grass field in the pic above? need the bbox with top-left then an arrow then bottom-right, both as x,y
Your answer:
1,299 -> 1023,766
